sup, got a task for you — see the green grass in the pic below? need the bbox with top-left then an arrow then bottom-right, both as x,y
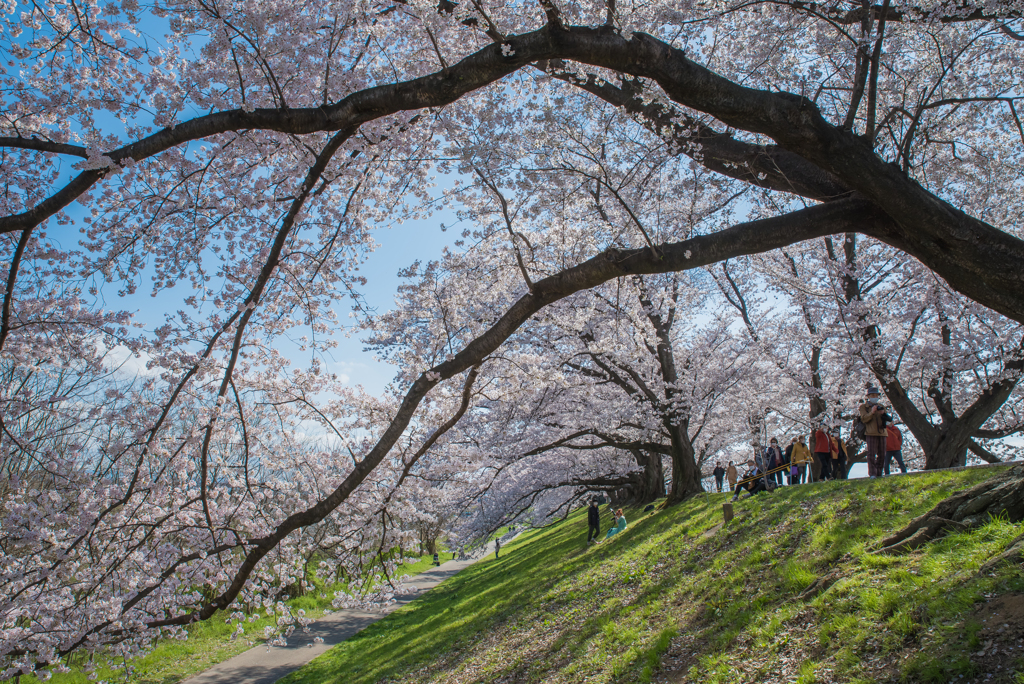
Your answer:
279,468 -> 1024,684
8,547 -> 449,684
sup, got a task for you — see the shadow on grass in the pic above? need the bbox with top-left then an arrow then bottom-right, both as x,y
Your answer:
284,467 -> 1024,684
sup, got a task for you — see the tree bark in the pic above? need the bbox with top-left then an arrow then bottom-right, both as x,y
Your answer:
630,449 -> 665,505
874,464 -> 1024,554
6,26 -> 1024,323
666,423 -> 702,504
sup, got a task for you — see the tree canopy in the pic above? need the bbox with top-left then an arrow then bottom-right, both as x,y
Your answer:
2,0 -> 1023,676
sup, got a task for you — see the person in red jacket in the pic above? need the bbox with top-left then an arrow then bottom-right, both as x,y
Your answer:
813,425 -> 832,481
884,423 -> 907,475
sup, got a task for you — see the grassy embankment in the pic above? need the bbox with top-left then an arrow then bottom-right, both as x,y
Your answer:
9,547 -> 448,684
282,467 -> 1024,684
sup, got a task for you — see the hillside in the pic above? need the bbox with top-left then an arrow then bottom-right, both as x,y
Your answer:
283,466 -> 1024,684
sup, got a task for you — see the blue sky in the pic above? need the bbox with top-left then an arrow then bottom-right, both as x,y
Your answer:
92,205 -> 460,395
317,212 -> 459,392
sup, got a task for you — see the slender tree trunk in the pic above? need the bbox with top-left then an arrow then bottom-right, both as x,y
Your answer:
634,277 -> 705,504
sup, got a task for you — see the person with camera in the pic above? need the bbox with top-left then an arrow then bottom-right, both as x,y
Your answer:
859,386 -> 891,478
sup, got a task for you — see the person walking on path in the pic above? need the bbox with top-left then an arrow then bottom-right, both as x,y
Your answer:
726,461 -> 738,490
884,423 -> 908,475
603,509 -> 627,540
764,438 -> 785,486
712,462 -> 726,492
860,386 -> 890,478
587,499 -> 601,543
791,436 -> 812,483
813,425 -> 833,481
495,538 -> 501,559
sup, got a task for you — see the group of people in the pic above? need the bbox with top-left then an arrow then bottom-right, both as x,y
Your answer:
581,387 -> 912,538
710,386 -> 908,502
587,499 -> 627,543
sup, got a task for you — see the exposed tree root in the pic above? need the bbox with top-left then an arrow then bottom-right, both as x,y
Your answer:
800,570 -> 843,599
979,532 -> 1024,574
874,465 -> 1024,555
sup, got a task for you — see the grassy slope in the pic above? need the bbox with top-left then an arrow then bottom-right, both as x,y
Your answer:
284,467 -> 1024,684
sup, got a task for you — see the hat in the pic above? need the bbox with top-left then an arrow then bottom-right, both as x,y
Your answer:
866,385 -> 880,395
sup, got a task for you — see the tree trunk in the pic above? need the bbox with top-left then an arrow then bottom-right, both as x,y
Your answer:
631,450 -> 665,505
922,429 -> 971,470
666,425 -> 703,504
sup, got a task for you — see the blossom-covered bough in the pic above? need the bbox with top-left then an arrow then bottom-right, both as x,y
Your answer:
2,0 -> 1024,675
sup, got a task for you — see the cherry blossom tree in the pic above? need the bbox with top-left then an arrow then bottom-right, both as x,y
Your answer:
3,0 -> 1024,674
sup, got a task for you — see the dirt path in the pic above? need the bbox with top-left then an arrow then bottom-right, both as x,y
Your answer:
183,540 -> 506,684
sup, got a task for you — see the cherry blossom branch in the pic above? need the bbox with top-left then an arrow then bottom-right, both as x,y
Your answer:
472,167 -> 535,291
138,196 -> 890,628
0,228 -> 32,352
197,129 -> 353,538
2,24 -> 1023,324
0,137 -> 88,157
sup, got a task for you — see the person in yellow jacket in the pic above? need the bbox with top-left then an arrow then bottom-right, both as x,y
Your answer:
790,436 -> 813,484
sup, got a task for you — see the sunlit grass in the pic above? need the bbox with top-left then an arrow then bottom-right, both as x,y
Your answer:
13,468 -> 1020,684
283,467 -> 1023,684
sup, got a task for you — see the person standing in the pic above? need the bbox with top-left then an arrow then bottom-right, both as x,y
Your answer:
495,538 -> 501,559
726,461 -> 738,490
753,442 -> 771,490
784,438 -> 796,484
791,435 -> 812,483
764,438 -> 785,486
712,462 -> 726,492
859,386 -> 889,478
813,424 -> 833,481
884,423 -> 908,475
828,432 -> 843,480
833,432 -> 849,480
587,499 -> 601,543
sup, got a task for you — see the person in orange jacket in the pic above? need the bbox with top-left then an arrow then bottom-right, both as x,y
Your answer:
884,423 -> 907,475
830,432 -> 849,480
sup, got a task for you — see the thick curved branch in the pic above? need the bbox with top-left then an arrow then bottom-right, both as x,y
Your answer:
146,196 -> 888,628
5,25 -> 1024,325
536,62 -> 850,201
968,440 -> 1002,464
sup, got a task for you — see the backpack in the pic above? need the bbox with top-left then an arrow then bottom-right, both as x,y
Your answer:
853,417 -> 867,440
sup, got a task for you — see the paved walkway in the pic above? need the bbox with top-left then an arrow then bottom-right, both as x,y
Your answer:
183,541 -> 504,684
